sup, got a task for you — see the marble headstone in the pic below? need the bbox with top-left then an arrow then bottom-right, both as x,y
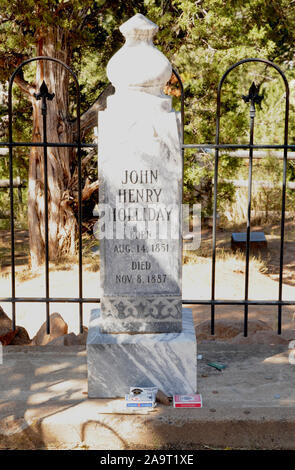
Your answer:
87,13 -> 197,397
98,13 -> 182,334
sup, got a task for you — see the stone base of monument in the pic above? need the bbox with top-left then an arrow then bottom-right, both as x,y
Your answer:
87,308 -> 197,398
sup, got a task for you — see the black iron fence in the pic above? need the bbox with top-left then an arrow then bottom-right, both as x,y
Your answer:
0,56 -> 294,337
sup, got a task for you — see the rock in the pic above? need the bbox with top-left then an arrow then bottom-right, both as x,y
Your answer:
45,336 -> 65,346
281,329 -> 295,342
64,333 -> 80,346
64,327 -> 88,346
46,327 -> 88,346
0,306 -> 31,345
75,327 -> 88,345
156,390 -> 171,406
0,329 -> 18,346
0,306 -> 13,336
196,319 -> 272,342
32,313 -> 68,346
9,326 -> 31,345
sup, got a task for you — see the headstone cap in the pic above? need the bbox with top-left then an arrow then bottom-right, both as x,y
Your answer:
106,13 -> 172,108
120,13 -> 158,40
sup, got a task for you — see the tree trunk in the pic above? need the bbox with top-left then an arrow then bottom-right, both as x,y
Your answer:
26,27 -> 115,268
28,27 -> 76,267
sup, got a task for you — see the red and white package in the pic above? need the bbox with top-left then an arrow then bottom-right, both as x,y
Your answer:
173,394 -> 203,408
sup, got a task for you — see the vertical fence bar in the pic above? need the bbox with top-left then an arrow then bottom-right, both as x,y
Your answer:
211,152 -> 219,335
211,85 -> 222,335
172,68 -> 184,184
8,84 -> 16,330
172,68 -> 186,334
244,116 -> 254,337
77,90 -> 83,334
33,81 -> 55,335
241,82 -> 263,337
278,84 -> 290,334
172,69 -> 185,310
43,103 -> 50,334
33,80 -> 55,334
278,153 -> 287,334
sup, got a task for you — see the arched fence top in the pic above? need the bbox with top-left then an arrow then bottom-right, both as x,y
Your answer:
217,57 -> 289,98
8,56 -> 81,143
8,56 -> 80,91
173,57 -> 290,149
215,58 -> 289,147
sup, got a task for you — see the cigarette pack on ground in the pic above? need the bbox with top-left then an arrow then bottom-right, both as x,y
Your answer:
125,387 -> 158,408
173,394 -> 203,408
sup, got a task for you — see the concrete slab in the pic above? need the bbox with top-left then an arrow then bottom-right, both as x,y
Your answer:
0,343 -> 295,449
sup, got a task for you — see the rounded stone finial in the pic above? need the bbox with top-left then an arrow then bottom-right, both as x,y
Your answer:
106,13 -> 172,99
119,13 -> 158,41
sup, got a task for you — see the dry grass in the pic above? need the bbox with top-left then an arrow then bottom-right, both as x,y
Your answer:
184,247 -> 268,275
221,185 -> 294,228
14,255 -> 100,283
0,229 -> 100,283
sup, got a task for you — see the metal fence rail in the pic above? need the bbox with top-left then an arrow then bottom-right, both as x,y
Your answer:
0,57 -> 293,337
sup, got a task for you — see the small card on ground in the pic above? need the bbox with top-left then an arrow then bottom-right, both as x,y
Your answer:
173,394 -> 203,408
125,387 -> 158,408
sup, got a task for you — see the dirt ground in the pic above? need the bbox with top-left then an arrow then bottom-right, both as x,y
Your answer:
0,219 -> 294,338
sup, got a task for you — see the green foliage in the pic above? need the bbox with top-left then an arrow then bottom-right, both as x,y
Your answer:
1,0 -> 295,222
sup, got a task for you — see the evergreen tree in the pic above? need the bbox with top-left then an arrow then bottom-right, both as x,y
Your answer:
0,0 -> 142,266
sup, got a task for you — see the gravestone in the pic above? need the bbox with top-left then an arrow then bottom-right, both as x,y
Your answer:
87,13 -> 197,398
231,232 -> 267,252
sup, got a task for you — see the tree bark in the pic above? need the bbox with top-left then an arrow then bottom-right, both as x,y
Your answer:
28,27 -> 76,267
27,27 -> 115,268
74,83 -> 114,139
